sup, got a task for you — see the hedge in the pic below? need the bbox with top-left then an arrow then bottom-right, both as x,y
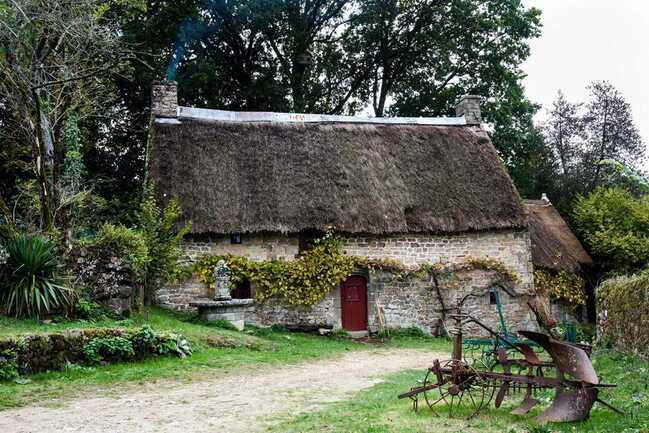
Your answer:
0,326 -> 191,380
598,271 -> 649,360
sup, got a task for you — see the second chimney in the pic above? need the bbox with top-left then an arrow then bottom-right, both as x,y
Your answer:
455,95 -> 482,125
151,81 -> 178,118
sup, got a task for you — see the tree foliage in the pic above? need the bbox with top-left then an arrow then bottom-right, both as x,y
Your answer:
598,270 -> 649,360
541,83 -> 645,215
0,0 -> 137,231
573,187 -> 649,272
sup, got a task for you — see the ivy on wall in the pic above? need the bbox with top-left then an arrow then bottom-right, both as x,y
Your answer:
194,233 -> 519,307
533,269 -> 586,305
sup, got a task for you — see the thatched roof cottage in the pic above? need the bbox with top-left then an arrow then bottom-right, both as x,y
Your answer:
149,81 -> 538,335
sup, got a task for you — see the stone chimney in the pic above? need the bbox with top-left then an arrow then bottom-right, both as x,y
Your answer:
151,81 -> 178,118
455,95 -> 482,125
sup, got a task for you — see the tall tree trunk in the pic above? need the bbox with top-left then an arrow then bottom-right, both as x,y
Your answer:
30,88 -> 55,231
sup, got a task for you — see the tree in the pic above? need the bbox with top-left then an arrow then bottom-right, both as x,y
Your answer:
0,0 -> 135,232
544,91 -> 583,181
582,81 -> 644,189
355,0 -> 541,118
573,187 -> 649,272
540,82 -> 644,216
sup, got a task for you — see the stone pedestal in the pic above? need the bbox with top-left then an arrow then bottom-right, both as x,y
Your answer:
190,298 -> 254,331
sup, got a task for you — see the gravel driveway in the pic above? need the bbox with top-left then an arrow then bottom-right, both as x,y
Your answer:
0,348 -> 443,433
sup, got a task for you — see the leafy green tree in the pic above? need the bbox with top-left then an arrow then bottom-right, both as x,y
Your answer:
573,187 -> 649,272
541,82 -> 645,218
0,0 -> 139,231
136,183 -> 191,308
582,81 -> 645,189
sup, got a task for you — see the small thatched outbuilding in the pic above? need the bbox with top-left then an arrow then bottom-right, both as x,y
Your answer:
525,197 -> 592,273
525,196 -> 593,325
148,82 -> 539,336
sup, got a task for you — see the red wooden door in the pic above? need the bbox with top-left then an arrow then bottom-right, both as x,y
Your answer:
341,275 -> 368,331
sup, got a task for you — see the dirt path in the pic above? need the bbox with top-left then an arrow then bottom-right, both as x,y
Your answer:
0,348 -> 442,433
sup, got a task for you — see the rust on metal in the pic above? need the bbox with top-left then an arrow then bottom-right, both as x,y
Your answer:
398,288 -> 622,423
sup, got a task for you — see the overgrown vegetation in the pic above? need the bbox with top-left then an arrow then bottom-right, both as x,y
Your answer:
533,269 -> 586,305
78,182 -> 190,310
573,187 -> 649,272
0,234 -> 72,318
598,271 -> 649,360
0,324 -> 192,380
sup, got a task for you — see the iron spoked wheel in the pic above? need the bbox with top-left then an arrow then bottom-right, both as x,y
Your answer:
422,360 -> 490,419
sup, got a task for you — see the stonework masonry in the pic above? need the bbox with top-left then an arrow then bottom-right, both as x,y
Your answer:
155,229 -> 539,335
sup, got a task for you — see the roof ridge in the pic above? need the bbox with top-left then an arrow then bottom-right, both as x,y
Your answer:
172,106 -> 469,126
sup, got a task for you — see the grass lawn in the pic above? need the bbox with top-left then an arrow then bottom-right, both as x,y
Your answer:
270,350 -> 649,433
0,308 -> 448,410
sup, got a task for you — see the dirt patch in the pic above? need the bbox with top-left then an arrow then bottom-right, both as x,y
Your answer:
0,348 -> 442,433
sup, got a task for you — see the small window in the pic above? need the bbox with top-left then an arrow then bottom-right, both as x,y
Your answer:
230,233 -> 242,244
231,279 -> 251,299
489,291 -> 497,305
298,230 -> 323,255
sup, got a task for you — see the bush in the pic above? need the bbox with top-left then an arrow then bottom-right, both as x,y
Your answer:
598,270 -> 649,359
0,348 -> 19,381
137,183 -> 191,304
573,187 -> 649,271
91,223 -> 149,275
73,295 -> 114,320
83,336 -> 135,364
0,234 -> 72,318
86,183 -> 191,308
156,332 -> 192,358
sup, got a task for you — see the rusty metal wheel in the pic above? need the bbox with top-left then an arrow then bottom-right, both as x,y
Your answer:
422,360 -> 489,419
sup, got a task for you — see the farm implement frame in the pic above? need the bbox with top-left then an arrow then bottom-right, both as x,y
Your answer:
398,289 -> 622,423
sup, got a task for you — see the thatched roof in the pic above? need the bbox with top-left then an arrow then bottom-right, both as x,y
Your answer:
148,114 -> 527,235
525,199 -> 593,272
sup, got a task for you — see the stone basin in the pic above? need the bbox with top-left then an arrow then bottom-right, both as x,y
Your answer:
190,298 -> 254,331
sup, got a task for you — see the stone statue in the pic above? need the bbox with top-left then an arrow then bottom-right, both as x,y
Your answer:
214,260 -> 232,301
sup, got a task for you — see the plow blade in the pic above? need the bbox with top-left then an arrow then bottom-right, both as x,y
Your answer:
494,382 -> 509,408
535,387 -> 598,423
518,331 -> 599,384
510,394 -> 539,415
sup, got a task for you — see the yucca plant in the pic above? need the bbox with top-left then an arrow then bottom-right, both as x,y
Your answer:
0,234 -> 71,318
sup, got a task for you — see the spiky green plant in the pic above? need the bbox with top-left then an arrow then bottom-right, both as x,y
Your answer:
0,234 -> 71,318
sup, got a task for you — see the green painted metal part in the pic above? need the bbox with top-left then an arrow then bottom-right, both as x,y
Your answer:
463,286 -> 541,367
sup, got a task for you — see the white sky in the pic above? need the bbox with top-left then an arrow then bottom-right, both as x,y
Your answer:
522,0 -> 649,151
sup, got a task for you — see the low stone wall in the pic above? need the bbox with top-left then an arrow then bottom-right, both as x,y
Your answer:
156,277 -> 210,312
0,327 -> 189,378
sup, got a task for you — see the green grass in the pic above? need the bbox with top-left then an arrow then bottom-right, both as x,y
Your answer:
270,350 -> 649,433
0,308 -> 446,410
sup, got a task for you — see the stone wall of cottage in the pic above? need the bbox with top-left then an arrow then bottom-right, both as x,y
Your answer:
244,267 -> 537,336
156,229 -> 538,335
341,230 -> 534,294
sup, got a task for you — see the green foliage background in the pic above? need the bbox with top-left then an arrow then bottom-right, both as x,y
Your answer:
573,187 -> 649,271
598,271 -> 649,360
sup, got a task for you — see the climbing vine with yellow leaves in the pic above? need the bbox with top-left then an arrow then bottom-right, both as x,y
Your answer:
194,233 -> 519,307
534,269 -> 586,305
